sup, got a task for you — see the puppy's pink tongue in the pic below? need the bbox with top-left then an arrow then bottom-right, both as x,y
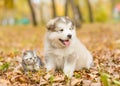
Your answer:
64,40 -> 70,46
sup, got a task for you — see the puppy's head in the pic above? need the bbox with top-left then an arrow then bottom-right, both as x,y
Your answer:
46,16 -> 76,48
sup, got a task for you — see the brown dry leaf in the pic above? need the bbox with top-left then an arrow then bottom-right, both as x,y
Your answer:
82,80 -> 92,86
90,82 -> 101,86
17,76 -> 29,83
71,77 -> 82,86
0,79 -> 11,86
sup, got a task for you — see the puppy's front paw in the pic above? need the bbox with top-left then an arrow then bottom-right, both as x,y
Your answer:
63,67 -> 74,78
45,65 -> 55,74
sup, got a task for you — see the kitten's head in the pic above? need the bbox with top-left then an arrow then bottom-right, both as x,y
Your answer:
22,50 -> 37,64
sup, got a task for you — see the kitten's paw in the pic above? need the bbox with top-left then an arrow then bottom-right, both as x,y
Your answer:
34,66 -> 40,71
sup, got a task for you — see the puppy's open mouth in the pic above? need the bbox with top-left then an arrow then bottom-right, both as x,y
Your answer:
59,39 -> 70,46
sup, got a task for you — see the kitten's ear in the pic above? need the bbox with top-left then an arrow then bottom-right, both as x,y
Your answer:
33,50 -> 37,57
23,52 -> 27,56
22,50 -> 27,56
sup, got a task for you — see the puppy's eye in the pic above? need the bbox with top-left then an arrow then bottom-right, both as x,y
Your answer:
60,29 -> 63,32
69,28 -> 73,30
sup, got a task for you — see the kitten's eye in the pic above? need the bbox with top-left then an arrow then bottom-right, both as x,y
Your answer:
60,29 -> 63,32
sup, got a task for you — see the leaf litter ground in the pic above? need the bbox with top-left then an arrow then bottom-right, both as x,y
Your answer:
0,23 -> 120,86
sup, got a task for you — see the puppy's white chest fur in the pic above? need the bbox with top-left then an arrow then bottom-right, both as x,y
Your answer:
53,46 -> 73,56
56,47 -> 74,66
45,46 -> 73,69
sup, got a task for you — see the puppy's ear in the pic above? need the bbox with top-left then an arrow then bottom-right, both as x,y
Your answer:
46,19 -> 55,31
65,16 -> 75,26
65,16 -> 70,19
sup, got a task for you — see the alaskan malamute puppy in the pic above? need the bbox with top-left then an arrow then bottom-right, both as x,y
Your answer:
44,16 -> 93,78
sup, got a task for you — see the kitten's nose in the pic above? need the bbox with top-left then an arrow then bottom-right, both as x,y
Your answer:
67,34 -> 72,39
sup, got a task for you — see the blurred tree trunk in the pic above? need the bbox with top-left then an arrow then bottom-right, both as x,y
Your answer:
111,0 -> 115,12
86,0 -> 93,22
4,0 -> 14,9
40,2 -> 44,23
70,0 -> 81,27
76,5 -> 84,22
28,0 -> 37,26
52,0 -> 56,18
65,0 -> 69,16
74,0 -> 84,22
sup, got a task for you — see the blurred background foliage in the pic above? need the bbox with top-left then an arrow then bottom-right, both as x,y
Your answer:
0,0 -> 120,26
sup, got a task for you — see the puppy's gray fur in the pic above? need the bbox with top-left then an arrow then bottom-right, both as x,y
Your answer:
44,16 -> 93,78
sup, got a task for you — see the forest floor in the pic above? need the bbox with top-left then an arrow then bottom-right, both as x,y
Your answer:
0,23 -> 120,86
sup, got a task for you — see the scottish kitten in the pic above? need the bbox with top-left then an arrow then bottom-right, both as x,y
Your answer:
22,50 -> 43,72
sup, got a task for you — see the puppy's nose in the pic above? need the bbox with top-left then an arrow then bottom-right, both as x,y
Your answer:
67,34 -> 72,39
